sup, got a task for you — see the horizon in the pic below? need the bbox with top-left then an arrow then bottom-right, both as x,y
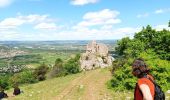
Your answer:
0,0 -> 170,40
0,39 -> 118,41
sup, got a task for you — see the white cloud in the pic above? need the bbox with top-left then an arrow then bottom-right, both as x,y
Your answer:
34,22 -> 58,30
0,14 -> 60,40
155,9 -> 164,14
0,0 -> 13,8
58,27 -> 140,40
101,25 -> 113,30
154,8 -> 170,14
137,8 -> 170,18
155,24 -> 170,31
0,14 -> 52,30
71,0 -> 98,6
0,18 -> 25,29
0,9 -> 141,40
18,14 -> 50,23
0,31 -> 19,40
0,25 -> 140,40
77,9 -> 121,27
137,13 -> 149,18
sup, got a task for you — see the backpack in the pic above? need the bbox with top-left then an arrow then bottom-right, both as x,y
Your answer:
146,77 -> 165,100
0,91 -> 8,99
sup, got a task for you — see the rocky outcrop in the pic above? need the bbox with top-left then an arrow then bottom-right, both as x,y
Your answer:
80,40 -> 114,71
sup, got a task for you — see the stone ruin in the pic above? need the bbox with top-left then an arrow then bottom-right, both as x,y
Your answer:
80,40 -> 114,71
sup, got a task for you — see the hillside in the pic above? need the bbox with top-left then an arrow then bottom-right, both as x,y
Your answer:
7,68 -> 133,100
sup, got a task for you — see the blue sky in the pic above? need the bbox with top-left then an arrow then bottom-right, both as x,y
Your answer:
0,0 -> 170,40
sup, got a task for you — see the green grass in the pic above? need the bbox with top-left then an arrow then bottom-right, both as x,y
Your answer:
6,68 -> 170,100
8,73 -> 83,100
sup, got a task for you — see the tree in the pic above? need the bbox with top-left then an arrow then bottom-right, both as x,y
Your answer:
169,20 -> 170,27
115,37 -> 131,56
125,39 -> 145,58
48,58 -> 65,78
34,63 -> 48,81
110,22 -> 170,91
64,54 -> 80,74
134,25 -> 157,49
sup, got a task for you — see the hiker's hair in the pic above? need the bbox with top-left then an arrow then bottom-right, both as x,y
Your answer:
132,58 -> 150,77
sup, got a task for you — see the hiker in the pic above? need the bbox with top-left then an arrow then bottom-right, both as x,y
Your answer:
132,58 -> 154,100
0,88 -> 8,99
13,84 -> 21,96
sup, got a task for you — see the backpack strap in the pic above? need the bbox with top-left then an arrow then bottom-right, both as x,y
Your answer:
144,75 -> 155,84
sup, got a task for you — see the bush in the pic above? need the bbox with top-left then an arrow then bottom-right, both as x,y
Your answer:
0,75 -> 10,90
110,23 -> 170,91
10,70 -> 37,85
109,58 -> 136,91
64,54 -> 80,74
110,49 -> 170,91
33,63 -> 48,81
48,58 -> 66,78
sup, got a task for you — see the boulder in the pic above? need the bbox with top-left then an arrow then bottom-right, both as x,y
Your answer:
80,40 -> 114,71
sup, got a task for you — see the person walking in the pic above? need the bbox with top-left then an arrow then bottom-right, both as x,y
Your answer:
132,58 -> 155,100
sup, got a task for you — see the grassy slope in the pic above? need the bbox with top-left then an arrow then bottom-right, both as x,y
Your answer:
7,68 -> 170,100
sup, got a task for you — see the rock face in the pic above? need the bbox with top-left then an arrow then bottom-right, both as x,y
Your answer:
80,40 -> 114,71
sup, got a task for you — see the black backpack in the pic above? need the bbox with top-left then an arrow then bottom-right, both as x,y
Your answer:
0,91 -> 8,99
146,77 -> 165,100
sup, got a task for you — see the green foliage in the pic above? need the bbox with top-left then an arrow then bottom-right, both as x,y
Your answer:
10,70 -> 37,85
11,54 -> 42,65
111,23 -> 170,91
33,63 -> 49,81
109,58 -> 136,91
0,54 -> 42,68
47,54 -> 80,79
115,37 -> 131,56
125,39 -> 145,58
64,54 -> 80,74
134,26 -> 170,60
0,75 -> 10,90
138,51 -> 170,91
134,25 -> 157,48
48,58 -> 66,78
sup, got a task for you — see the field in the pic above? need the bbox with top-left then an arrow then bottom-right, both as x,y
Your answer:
0,40 -> 116,68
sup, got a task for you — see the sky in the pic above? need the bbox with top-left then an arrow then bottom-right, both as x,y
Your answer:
0,0 -> 170,41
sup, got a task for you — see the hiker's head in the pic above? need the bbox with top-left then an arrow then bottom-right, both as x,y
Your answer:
132,58 -> 149,77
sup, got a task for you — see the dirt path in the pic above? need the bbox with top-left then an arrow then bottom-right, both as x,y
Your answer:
54,68 -> 113,100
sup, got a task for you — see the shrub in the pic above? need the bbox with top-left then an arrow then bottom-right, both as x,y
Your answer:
33,63 -> 48,81
0,75 -> 10,90
10,70 -> 37,85
64,54 -> 80,74
48,58 -> 66,78
110,50 -> 170,91
109,58 -> 136,91
110,23 -> 170,91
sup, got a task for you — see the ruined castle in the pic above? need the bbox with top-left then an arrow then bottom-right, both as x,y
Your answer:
80,40 -> 114,70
